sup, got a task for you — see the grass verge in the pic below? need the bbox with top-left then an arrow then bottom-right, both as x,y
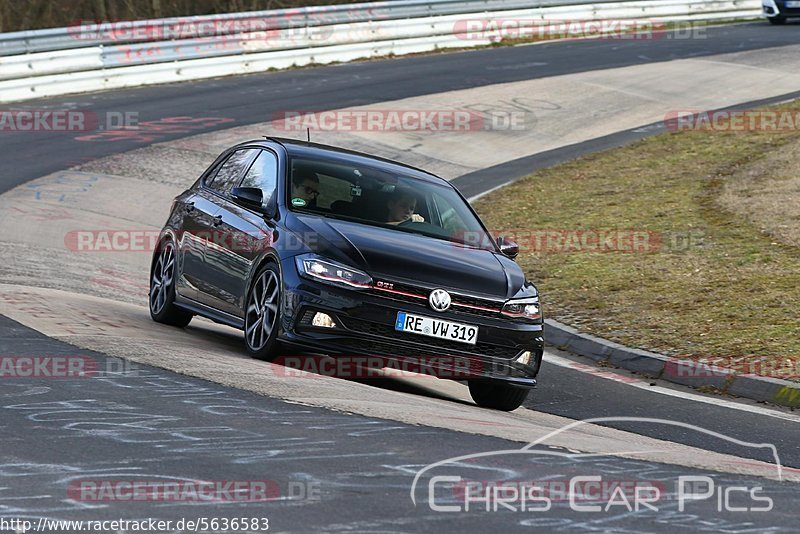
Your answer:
473,101 -> 800,381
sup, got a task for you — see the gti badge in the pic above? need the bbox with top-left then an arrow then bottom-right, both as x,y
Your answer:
428,289 -> 451,312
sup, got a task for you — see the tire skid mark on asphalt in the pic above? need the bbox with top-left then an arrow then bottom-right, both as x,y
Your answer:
1,283 -> 798,482
3,373 -> 462,509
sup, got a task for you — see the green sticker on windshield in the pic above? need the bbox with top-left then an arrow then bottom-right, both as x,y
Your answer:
292,198 -> 307,207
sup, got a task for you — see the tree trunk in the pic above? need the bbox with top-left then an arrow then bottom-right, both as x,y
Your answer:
107,0 -> 118,21
93,0 -> 108,20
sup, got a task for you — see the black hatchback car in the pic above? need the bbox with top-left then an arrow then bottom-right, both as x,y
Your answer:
149,138 -> 543,411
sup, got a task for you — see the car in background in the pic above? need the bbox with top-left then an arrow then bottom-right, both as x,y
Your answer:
763,0 -> 800,23
149,138 -> 544,411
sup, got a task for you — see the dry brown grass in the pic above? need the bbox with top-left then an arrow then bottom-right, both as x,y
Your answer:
473,100 -> 800,382
719,142 -> 800,248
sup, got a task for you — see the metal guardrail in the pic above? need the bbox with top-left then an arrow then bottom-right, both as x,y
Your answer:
0,0 -> 762,103
0,0 -> 664,55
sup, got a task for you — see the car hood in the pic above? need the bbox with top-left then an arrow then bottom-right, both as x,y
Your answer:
289,214 -> 523,298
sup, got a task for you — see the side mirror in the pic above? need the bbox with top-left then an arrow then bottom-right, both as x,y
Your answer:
231,187 -> 263,209
497,235 -> 519,258
231,187 -> 277,220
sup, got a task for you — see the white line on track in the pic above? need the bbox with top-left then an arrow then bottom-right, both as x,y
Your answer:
545,352 -> 800,424
467,182 -> 513,203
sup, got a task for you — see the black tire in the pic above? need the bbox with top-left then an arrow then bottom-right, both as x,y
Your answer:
768,16 -> 786,25
244,263 -> 283,361
149,239 -> 193,327
468,380 -> 529,411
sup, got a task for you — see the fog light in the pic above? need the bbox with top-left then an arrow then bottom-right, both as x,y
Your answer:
515,351 -> 532,366
312,312 -> 337,328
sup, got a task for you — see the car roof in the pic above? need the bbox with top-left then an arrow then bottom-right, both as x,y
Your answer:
236,137 -> 447,186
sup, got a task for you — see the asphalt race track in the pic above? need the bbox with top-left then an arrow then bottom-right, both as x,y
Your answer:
1,21 -> 800,533
5,315 -> 798,533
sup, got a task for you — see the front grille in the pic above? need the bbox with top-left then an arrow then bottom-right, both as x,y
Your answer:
451,294 -> 504,317
340,317 -> 521,360
367,281 -> 503,319
298,309 -> 315,326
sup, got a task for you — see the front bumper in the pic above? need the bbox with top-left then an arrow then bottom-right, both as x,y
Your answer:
277,257 -> 544,387
764,0 -> 800,17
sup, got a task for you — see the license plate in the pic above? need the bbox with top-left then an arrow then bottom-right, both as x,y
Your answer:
395,312 -> 478,345
786,1 -> 800,7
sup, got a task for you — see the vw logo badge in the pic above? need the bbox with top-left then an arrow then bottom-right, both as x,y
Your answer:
428,289 -> 451,312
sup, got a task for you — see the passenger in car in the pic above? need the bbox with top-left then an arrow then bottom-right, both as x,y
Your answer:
386,188 -> 425,225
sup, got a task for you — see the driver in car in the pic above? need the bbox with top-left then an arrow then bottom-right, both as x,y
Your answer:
386,188 -> 425,225
291,172 -> 320,206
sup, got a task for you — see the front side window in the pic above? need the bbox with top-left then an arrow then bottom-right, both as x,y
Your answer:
206,148 -> 259,194
240,150 -> 278,204
287,156 -> 495,250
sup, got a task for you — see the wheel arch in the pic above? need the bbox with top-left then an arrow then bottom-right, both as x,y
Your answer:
245,251 -> 284,301
150,230 -> 179,279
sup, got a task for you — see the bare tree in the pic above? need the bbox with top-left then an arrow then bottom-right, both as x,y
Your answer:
93,0 -> 107,20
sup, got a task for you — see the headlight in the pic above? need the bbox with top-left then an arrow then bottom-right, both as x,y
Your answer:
296,255 -> 372,289
501,297 -> 541,321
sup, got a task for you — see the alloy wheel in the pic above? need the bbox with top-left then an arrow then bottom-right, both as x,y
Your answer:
245,269 -> 279,351
150,242 -> 175,315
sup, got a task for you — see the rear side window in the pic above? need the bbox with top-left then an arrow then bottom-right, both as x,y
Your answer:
240,150 -> 278,204
207,149 -> 258,194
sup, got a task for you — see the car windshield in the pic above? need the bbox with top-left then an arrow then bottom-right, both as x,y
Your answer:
287,156 -> 496,251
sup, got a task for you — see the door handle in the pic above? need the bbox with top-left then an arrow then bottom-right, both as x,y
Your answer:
212,215 -> 224,227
